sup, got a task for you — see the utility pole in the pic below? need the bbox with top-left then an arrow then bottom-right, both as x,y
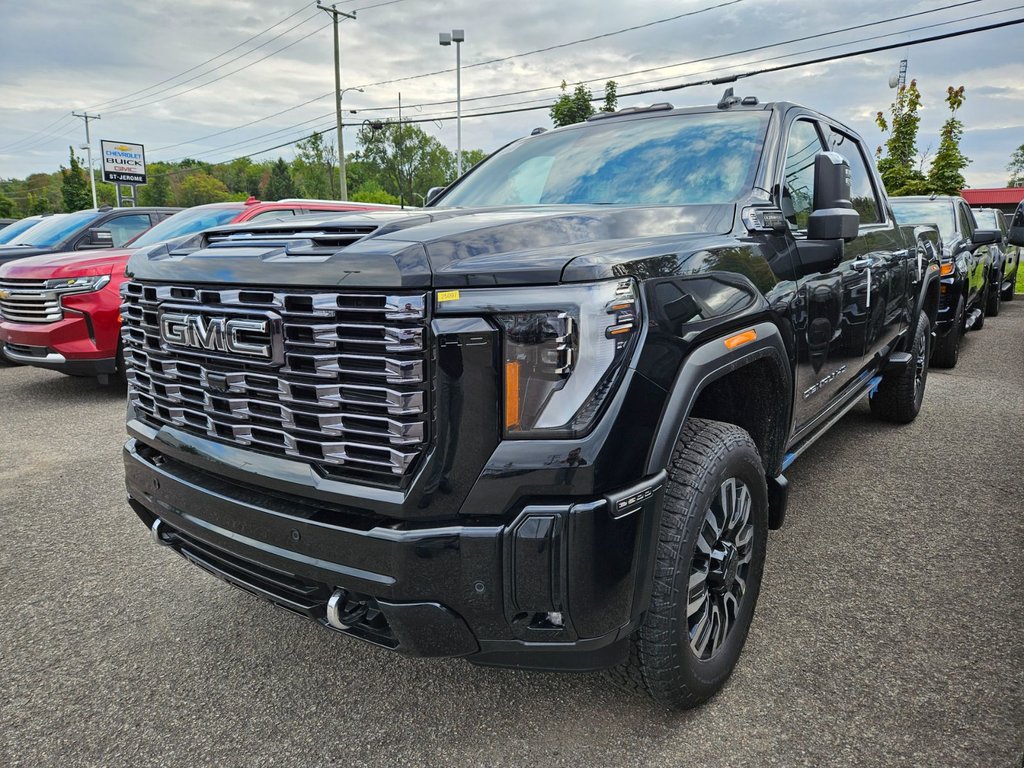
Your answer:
439,29 -> 465,177
317,2 -> 356,200
72,111 -> 101,209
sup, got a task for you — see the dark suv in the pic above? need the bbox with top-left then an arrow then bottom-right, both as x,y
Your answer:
0,206 -> 180,266
891,196 -> 999,367
121,95 -> 940,708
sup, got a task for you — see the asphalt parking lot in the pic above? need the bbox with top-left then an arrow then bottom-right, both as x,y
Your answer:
1,305 -> 1022,768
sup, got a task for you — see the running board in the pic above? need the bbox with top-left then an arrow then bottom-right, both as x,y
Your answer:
782,374 -> 883,471
964,308 -> 983,330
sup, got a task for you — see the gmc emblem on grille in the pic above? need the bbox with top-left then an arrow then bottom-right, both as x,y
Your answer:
158,308 -> 283,365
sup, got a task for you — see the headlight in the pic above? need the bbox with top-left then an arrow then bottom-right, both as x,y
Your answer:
436,278 -> 639,437
45,275 -> 111,293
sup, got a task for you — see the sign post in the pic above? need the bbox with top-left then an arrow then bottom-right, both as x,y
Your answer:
100,140 -> 147,207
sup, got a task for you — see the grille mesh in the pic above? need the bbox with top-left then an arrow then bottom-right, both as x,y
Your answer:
121,281 -> 430,486
0,279 -> 63,323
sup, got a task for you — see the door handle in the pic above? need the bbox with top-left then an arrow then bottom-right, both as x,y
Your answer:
850,258 -> 872,271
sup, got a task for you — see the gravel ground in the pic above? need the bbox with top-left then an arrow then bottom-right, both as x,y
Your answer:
1,304 -> 1022,768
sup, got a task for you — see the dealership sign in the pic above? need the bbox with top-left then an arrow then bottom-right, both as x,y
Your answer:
101,140 -> 147,185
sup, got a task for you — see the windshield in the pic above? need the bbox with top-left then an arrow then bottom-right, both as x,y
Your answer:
0,216 -> 50,245
129,205 -> 242,247
891,200 -> 956,243
439,110 -> 770,207
11,209 -> 101,248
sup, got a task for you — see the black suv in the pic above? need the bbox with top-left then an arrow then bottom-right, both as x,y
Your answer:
972,206 -> 1019,312
0,206 -> 180,266
891,196 -> 999,367
121,95 -> 940,708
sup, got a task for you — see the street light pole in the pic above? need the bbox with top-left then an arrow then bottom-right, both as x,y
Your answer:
337,86 -> 363,198
439,28 -> 465,177
318,2 -> 356,200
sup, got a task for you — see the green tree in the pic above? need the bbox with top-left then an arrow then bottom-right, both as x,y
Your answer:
179,172 -> 231,206
927,86 -> 970,195
139,164 -> 172,206
293,132 -> 338,199
461,148 -> 488,170
602,80 -> 618,113
350,180 -> 401,205
1007,143 -> 1024,187
551,81 -> 595,127
27,192 -> 51,214
60,146 -> 92,211
355,122 -> 456,204
263,157 -> 297,200
0,192 -> 15,217
875,80 -> 929,195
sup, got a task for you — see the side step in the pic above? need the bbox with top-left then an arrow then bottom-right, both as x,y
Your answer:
964,308 -> 983,330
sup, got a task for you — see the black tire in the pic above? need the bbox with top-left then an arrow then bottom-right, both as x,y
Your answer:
974,285 -> 987,331
870,311 -> 930,423
1003,266 -> 1017,301
606,418 -> 768,709
931,295 -> 964,369
987,277 -> 1002,317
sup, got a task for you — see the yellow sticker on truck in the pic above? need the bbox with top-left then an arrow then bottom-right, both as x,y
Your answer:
436,290 -> 461,303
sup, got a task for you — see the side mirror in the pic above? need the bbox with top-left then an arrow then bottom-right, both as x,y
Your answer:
806,152 -> 859,242
425,186 -> 445,205
80,228 -> 113,249
970,229 -> 1000,247
1009,225 -> 1024,246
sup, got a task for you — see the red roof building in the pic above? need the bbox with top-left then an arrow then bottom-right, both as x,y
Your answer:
960,187 -> 1024,214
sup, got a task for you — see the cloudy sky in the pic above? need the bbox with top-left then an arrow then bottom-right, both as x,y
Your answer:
1,0 -> 1022,188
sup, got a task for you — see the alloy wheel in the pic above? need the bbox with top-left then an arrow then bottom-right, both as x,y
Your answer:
687,477 -> 754,660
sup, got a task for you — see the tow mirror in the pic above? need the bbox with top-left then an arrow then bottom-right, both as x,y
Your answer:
807,152 -> 859,242
1007,221 -> 1024,246
80,228 -> 113,249
425,186 -> 445,205
970,229 -> 1000,247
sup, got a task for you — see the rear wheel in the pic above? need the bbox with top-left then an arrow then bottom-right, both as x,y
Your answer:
870,312 -> 929,423
932,295 -> 964,369
606,418 -> 768,709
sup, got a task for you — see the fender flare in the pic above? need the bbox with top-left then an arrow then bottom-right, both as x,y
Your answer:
643,321 -> 792,478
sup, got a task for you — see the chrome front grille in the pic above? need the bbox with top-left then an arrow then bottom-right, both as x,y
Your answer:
0,280 -> 62,323
121,282 -> 430,485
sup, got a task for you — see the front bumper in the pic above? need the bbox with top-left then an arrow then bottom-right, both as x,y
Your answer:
2,342 -> 116,376
124,433 -> 665,671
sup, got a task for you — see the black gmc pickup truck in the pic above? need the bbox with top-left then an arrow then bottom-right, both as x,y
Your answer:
121,93 -> 940,708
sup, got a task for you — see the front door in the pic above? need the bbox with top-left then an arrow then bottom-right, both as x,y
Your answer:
780,116 -> 871,434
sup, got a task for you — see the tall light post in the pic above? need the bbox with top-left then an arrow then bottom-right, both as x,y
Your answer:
338,86 -> 363,199
439,28 -> 465,177
72,111 -> 100,209
318,1 -> 356,199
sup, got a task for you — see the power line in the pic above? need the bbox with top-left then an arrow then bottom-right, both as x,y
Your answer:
148,0 -> 982,158
86,1 -> 316,111
102,16 -> 329,115
174,14 -> 1024,169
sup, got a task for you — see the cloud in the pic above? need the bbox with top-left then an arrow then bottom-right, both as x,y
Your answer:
0,0 -> 1022,189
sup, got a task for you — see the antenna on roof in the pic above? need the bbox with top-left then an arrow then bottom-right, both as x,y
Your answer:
717,87 -> 741,110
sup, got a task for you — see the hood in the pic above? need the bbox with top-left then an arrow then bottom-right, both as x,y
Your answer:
0,245 -> 52,265
128,204 -> 735,288
0,248 -> 134,280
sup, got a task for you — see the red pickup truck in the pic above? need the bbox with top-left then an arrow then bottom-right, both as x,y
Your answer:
0,199 -> 392,382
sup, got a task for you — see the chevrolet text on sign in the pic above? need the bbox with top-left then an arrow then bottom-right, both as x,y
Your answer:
101,140 -> 147,185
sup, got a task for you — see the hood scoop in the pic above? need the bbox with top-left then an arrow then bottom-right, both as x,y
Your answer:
204,224 -> 380,258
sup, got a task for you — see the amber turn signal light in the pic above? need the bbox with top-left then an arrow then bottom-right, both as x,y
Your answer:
724,329 -> 758,350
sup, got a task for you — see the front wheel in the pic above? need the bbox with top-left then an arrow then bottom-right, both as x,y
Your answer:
870,311 -> 930,423
987,277 -> 1002,317
606,418 -> 768,709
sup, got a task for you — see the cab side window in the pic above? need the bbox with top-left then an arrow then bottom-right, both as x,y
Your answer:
781,119 -> 825,231
957,204 -> 975,239
106,214 -> 152,247
825,128 -> 881,224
